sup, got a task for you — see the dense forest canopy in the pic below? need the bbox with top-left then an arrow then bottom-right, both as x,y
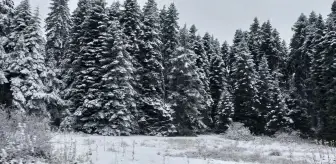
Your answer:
1,0 -> 336,141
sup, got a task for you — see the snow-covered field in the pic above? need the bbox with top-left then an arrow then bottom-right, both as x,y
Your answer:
51,133 -> 336,164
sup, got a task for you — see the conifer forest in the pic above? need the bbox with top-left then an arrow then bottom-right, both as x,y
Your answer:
2,0 -> 336,143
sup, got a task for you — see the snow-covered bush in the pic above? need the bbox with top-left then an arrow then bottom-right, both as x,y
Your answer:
0,108 -> 52,163
274,131 -> 303,143
223,122 -> 254,141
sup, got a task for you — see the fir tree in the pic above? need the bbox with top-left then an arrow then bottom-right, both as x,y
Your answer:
310,14 -> 326,137
221,41 -> 230,70
319,1 -> 336,141
231,36 -> 260,134
99,19 -> 137,136
45,0 -> 72,72
71,0 -> 109,134
288,13 -> 312,135
62,0 -> 92,128
168,46 -> 208,135
248,17 -> 262,69
138,0 -> 176,136
209,38 -> 226,129
266,70 -> 292,135
215,84 -> 234,133
6,1 -> 64,117
0,0 -> 14,37
161,3 -> 179,96
108,1 -> 121,24
189,25 -> 213,127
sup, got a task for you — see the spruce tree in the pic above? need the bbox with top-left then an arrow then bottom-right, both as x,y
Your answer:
189,25 -> 213,127
231,36 -> 260,134
6,1 -> 63,117
209,38 -> 226,129
168,45 -> 208,135
221,41 -> 230,70
215,84 -> 234,133
108,1 -> 121,24
288,13 -> 311,135
248,17 -> 262,69
71,0 -> 109,134
137,0 -> 176,136
311,14 -> 326,137
62,0 -> 92,128
0,0 -> 14,37
319,1 -> 336,141
99,19 -> 137,136
161,3 -> 179,94
45,0 -> 72,72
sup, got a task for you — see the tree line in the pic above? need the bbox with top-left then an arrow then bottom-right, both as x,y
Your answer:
1,0 -> 336,141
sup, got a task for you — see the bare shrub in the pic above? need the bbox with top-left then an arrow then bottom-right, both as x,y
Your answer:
0,108 -> 52,163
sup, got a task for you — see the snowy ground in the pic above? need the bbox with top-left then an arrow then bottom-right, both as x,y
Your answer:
51,133 -> 336,164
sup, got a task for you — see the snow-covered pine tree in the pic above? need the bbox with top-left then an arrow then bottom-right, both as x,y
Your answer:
215,83 -> 234,133
255,56 -> 272,134
99,19 -> 137,136
168,42 -> 208,136
248,17 -> 262,70
319,1 -> 336,141
228,29 -> 245,77
287,13 -> 312,135
62,0 -> 92,128
231,35 -> 260,134
5,1 -> 64,117
221,41 -> 230,71
120,0 -> 142,111
266,70 -> 292,135
209,37 -> 226,129
45,0 -> 72,74
260,20 -> 283,73
189,25 -> 213,128
137,0 -> 176,136
310,14 -> 326,138
203,32 -> 214,65
71,0 -> 109,134
160,3 -> 179,96
108,1 -> 121,25
0,0 -> 14,93
0,0 -> 14,38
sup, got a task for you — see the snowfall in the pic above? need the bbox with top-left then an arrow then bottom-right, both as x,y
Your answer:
50,133 -> 336,164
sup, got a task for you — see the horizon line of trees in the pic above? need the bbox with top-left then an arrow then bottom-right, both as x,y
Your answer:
1,0 -> 336,141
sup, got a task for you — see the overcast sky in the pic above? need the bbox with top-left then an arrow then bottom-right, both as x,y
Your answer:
13,0 -> 335,44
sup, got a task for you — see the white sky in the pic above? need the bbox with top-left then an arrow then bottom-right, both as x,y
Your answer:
14,0 -> 336,44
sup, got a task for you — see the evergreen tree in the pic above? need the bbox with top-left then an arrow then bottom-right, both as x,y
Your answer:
288,13 -> 311,135
62,0 -> 92,128
319,1 -> 336,141
45,0 -> 72,72
266,70 -> 292,135
209,38 -> 226,129
5,1 -> 63,117
161,3 -> 179,94
255,56 -> 272,134
231,36 -> 260,134
137,0 -> 176,136
108,1 -> 121,24
310,14 -> 326,138
215,84 -> 234,133
71,0 -> 109,134
168,46 -> 208,135
189,25 -> 213,127
248,17 -> 262,69
0,0 -> 14,37
99,19 -> 137,136
221,41 -> 230,70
